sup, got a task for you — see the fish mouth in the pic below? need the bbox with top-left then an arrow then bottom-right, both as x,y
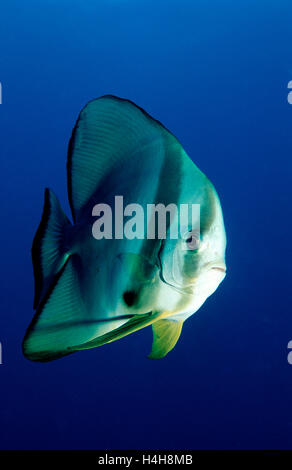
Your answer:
211,266 -> 226,274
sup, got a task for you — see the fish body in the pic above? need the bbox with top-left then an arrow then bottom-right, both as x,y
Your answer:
23,95 -> 226,361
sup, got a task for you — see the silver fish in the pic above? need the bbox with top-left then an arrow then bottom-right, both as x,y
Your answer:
23,95 -> 227,361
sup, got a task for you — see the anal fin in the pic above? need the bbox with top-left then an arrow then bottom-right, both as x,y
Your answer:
23,255 -> 93,361
148,319 -> 183,359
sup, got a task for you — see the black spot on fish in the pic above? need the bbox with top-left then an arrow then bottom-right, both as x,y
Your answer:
123,290 -> 138,307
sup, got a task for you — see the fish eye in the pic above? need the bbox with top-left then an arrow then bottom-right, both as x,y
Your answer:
182,230 -> 201,251
185,234 -> 193,244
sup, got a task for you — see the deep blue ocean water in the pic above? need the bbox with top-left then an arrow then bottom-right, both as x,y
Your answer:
0,0 -> 292,450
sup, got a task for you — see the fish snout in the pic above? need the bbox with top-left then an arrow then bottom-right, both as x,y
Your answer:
202,260 -> 226,288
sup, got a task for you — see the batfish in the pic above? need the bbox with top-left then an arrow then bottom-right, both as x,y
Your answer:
23,95 -> 227,361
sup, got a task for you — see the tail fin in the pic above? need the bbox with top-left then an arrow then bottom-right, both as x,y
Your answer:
32,188 -> 72,308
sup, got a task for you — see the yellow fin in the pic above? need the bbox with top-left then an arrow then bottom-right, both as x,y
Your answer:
148,319 -> 183,359
71,311 -> 166,352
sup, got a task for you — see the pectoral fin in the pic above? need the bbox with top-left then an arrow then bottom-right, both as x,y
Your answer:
148,319 -> 183,359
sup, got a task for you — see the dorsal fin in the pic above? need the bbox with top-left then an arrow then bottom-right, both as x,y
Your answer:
148,319 -> 183,359
67,95 -> 179,222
